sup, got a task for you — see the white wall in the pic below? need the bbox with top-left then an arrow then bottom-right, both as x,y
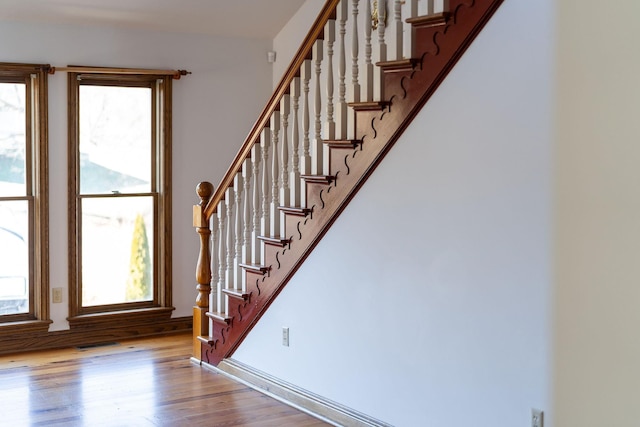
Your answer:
554,1 -> 640,426
234,1 -> 553,425
0,21 -> 272,329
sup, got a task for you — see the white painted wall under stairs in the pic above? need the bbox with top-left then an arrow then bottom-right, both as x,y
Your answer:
234,0 -> 553,425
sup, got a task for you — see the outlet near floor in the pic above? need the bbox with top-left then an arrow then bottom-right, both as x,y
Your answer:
532,409 -> 543,427
52,287 -> 63,303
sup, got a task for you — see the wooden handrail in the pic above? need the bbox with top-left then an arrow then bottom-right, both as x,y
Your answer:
204,0 -> 340,220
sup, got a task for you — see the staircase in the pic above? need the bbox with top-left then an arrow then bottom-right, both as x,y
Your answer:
192,0 -> 504,365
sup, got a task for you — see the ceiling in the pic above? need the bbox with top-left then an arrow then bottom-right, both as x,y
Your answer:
0,0 -> 308,39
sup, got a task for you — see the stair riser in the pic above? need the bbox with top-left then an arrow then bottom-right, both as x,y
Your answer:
328,146 -> 360,181
283,211 -> 310,243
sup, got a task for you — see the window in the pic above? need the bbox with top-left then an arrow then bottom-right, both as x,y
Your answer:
0,62 -> 50,331
68,71 -> 172,325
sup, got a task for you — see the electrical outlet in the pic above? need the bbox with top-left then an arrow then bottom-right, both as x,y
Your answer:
52,287 -> 63,303
532,409 -> 543,427
282,327 -> 289,347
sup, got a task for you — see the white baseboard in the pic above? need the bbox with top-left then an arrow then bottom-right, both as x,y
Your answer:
198,357 -> 393,427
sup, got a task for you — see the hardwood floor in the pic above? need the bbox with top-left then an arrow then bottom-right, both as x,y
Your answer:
0,333 -> 329,426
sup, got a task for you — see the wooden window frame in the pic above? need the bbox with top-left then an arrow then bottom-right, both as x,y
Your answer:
0,62 -> 51,335
67,71 -> 173,328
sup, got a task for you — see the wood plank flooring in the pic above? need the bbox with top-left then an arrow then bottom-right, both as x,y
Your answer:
0,333 -> 329,426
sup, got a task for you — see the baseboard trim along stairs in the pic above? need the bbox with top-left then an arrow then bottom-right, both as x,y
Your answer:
196,357 -> 393,427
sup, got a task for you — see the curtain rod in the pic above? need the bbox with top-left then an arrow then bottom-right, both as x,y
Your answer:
49,66 -> 191,79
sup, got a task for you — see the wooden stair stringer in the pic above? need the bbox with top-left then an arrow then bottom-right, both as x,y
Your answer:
201,0 -> 505,366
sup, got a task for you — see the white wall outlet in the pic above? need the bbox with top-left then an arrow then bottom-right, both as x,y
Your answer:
52,287 -> 63,303
282,327 -> 289,347
532,409 -> 543,427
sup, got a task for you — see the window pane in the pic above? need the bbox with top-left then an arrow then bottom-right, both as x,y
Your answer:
0,83 -> 26,197
79,85 -> 151,195
81,196 -> 154,306
0,200 -> 29,315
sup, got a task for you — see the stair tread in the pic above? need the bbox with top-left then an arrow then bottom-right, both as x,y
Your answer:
221,287 -> 250,301
278,206 -> 312,216
323,139 -> 362,148
377,58 -> 420,73
206,311 -> 232,324
347,101 -> 390,111
406,12 -> 450,28
258,235 -> 291,247
301,174 -> 335,184
239,263 -> 271,274
197,335 -> 217,345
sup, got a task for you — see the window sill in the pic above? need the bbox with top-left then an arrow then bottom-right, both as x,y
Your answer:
0,319 -> 53,337
0,315 -> 190,356
68,306 -> 174,330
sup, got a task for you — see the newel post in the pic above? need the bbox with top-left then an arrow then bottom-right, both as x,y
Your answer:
193,181 -> 214,360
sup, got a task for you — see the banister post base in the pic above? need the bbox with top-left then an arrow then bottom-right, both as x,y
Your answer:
193,306 -> 207,360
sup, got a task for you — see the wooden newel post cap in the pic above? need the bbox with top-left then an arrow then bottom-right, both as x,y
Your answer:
194,181 -> 214,228
196,181 -> 214,205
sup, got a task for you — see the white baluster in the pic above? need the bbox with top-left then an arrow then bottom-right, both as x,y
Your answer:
270,111 -> 281,237
394,0 -> 403,60
210,215 -> 219,317
242,158 -> 252,291
336,0 -> 349,139
251,144 -> 262,265
376,0 -> 388,100
312,40 -> 324,176
300,60 -> 312,207
280,94 -> 291,234
408,0 -> 419,19
280,96 -> 291,207
325,20 -> 336,140
428,0 -> 435,14
351,0 -> 361,103
300,60 -> 312,177
233,172 -> 243,292
290,77 -> 301,207
405,0 -> 419,58
217,199 -> 226,314
364,0 -> 373,101
225,186 -> 234,313
260,128 -> 271,261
